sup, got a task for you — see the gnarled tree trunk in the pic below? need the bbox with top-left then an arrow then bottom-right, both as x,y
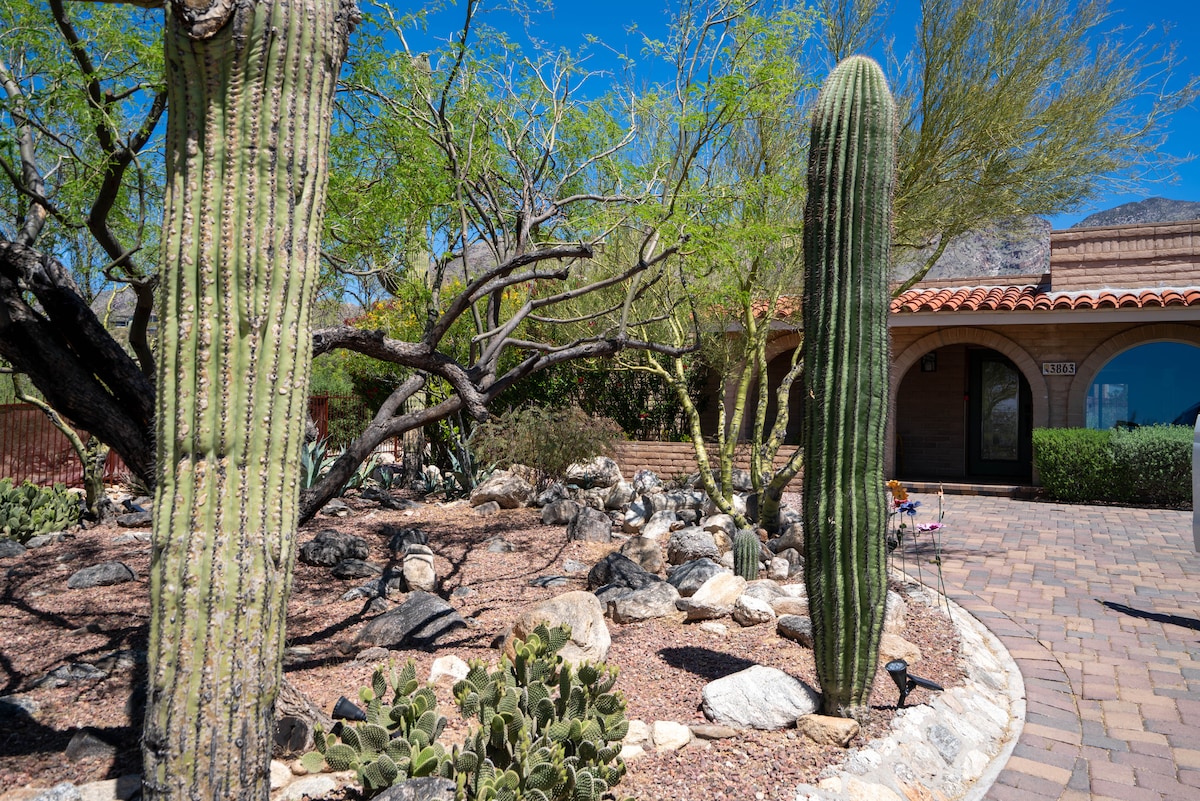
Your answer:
142,2 -> 355,799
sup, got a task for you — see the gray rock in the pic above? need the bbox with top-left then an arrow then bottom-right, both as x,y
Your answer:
541,498 -> 581,525
115,511 -> 152,528
486,537 -> 517,553
374,777 -> 456,801
701,665 -> 821,729
355,591 -> 467,649
564,456 -> 623,489
473,500 -> 501,516
77,774 -> 141,801
562,559 -> 590,573
29,783 -> 82,801
776,547 -> 804,576
33,662 -> 107,688
321,498 -> 351,517
665,527 -> 719,565
332,559 -> 382,580
701,514 -> 736,539
772,522 -> 805,555
608,582 -> 681,623
470,471 -> 533,509
0,694 -> 38,719
592,584 -> 636,607
631,469 -> 662,495
566,506 -> 612,543
112,532 -> 151,545
299,529 -> 369,567
588,552 -> 660,591
732,594 -> 775,627
66,728 -> 116,762
604,481 -> 636,510
355,646 -> 391,663
402,546 -> 437,592
25,532 -> 70,548
684,573 -> 746,621
619,536 -> 664,574
340,575 -> 405,601
690,723 -> 739,740
641,510 -> 678,540
666,558 -> 726,597
777,614 -> 814,647
928,722 -> 962,764
676,509 -> 699,525
508,591 -> 610,665
67,561 -> 135,589
385,527 -> 429,554
533,482 -> 567,507
621,499 -> 650,533
0,538 -> 27,558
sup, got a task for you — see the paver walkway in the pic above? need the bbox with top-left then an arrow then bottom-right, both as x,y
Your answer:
904,493 -> 1200,801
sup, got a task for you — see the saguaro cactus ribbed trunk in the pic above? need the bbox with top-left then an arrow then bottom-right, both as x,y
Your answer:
143,2 -> 355,798
800,55 -> 896,717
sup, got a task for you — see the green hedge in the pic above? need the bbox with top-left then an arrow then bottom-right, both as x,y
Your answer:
1032,425 -> 1192,506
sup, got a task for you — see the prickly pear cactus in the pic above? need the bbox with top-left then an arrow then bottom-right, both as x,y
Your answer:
0,478 -> 80,543
800,55 -> 897,718
301,660 -> 452,795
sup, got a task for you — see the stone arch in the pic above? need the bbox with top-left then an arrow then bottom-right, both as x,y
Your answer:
887,327 -> 1049,477
1066,323 -> 1200,427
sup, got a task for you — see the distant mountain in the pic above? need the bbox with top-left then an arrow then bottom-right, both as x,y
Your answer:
1073,197 -> 1200,228
894,216 -> 1051,283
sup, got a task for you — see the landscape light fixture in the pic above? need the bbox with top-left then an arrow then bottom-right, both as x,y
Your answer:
885,659 -> 944,708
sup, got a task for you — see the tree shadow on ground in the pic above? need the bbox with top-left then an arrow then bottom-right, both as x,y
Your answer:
1098,599 -> 1200,633
656,646 -> 757,682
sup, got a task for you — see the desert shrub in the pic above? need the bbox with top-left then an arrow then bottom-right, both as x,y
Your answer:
1109,425 -> 1192,506
0,478 -> 81,543
1032,428 -> 1114,502
1033,426 -> 1192,506
472,405 -> 623,489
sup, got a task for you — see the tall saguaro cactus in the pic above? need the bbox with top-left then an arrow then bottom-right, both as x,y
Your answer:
800,55 -> 896,717
143,2 -> 356,798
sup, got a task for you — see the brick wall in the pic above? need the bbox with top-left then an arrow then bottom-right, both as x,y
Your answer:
895,345 -> 968,478
610,440 -> 803,488
1049,220 -> 1199,291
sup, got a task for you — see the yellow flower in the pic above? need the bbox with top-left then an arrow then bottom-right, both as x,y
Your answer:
886,479 -> 908,502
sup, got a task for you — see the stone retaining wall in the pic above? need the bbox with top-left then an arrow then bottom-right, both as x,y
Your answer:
611,441 -> 803,489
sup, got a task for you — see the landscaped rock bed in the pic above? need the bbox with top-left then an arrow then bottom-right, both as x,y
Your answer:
0,467 -> 965,801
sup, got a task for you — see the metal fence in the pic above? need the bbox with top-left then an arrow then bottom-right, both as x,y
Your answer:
0,395 -> 400,487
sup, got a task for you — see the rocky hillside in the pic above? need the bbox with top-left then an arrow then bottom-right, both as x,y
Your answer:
1073,197 -> 1200,228
894,216 -> 1051,283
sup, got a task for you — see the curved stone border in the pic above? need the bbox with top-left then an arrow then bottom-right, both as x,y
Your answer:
791,584 -> 1026,801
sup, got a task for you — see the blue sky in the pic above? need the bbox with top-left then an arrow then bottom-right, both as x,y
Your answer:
407,1 -> 1199,230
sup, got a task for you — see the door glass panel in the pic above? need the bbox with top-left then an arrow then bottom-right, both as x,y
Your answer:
980,360 -> 1019,461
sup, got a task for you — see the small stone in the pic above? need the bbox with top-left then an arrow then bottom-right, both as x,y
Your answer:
689,723 -> 738,740
618,743 -> 646,760
320,498 -> 351,517
332,559 -> 382,580
76,775 -> 140,801
623,719 -> 650,744
355,646 -> 391,663
562,559 -> 590,573
879,632 -> 922,664
698,621 -> 728,637
66,729 -> 116,762
473,500 -> 501,516
529,575 -> 570,588
771,596 -> 809,616
650,720 -> 692,751
927,722 -> 962,764
732,594 -> 776,627
486,537 -> 517,553
28,783 -> 81,801
115,511 -> 152,528
270,760 -> 293,790
777,615 -> 814,647
685,573 -> 746,621
25,533 -> 69,549
275,775 -> 337,801
767,557 -> 790,580
795,714 -> 860,747
428,655 -> 469,686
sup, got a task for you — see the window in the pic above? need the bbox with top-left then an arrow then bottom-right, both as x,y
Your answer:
1086,342 -> 1200,429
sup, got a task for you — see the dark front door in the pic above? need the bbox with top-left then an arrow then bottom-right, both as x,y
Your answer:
967,350 -> 1032,480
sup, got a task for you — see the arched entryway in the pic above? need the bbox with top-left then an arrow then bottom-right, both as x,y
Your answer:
891,330 -> 1046,483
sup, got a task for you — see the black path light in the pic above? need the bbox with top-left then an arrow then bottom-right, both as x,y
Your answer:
885,659 -> 944,708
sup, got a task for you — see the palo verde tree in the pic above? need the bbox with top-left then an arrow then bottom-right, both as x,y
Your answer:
297,2 -> 696,523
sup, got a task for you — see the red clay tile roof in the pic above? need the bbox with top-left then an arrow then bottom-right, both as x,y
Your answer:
889,285 -> 1200,314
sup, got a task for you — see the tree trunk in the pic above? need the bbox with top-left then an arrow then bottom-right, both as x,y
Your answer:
142,2 -> 354,799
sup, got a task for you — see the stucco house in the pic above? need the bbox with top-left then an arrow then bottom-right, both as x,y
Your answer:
751,219 -> 1200,487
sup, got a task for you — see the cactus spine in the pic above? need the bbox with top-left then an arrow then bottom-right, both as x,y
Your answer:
800,55 -> 896,717
733,528 -> 760,581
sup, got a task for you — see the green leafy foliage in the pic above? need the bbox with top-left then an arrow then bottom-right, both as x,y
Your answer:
472,406 -> 623,490
1033,425 -> 1191,506
0,478 -> 80,543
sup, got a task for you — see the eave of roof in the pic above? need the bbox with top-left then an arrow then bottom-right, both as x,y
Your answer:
889,285 -> 1200,314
